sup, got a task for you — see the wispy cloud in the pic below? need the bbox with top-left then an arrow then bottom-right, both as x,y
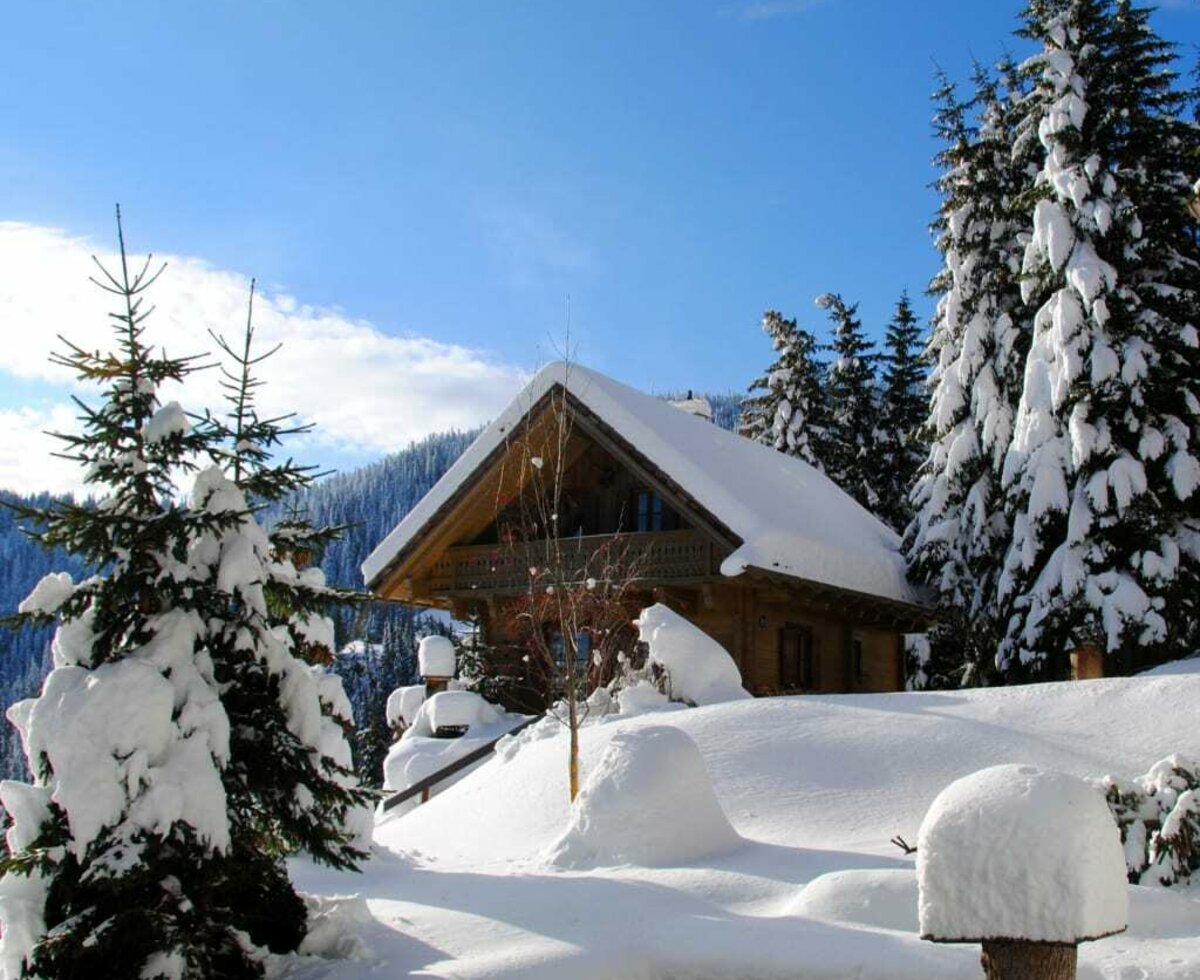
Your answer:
0,222 -> 526,495
478,203 -> 594,294
737,0 -> 826,20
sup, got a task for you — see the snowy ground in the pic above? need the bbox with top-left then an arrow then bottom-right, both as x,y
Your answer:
281,674 -> 1200,979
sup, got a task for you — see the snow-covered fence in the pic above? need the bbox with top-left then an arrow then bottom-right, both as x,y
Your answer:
380,714 -> 541,812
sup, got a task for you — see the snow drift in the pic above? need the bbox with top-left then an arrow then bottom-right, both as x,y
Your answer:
545,725 -> 741,869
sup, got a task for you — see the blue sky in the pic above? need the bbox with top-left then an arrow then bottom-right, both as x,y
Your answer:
1,0 -> 1197,492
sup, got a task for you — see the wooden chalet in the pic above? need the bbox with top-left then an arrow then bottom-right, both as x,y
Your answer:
363,362 -> 930,699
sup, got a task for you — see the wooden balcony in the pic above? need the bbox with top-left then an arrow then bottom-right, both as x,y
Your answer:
428,529 -> 719,595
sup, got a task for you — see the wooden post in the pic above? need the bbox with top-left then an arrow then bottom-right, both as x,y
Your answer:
1069,643 -> 1103,680
981,940 -> 1077,980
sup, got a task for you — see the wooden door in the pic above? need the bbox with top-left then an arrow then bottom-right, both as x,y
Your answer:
779,625 -> 816,692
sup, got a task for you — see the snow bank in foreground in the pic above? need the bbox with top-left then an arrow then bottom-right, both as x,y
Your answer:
636,603 -> 750,706
545,725 -> 741,869
789,869 -> 918,933
307,675 -> 1200,980
918,764 -> 1128,943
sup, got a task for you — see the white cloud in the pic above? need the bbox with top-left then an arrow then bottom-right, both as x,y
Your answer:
0,405 -> 91,497
0,221 -> 526,494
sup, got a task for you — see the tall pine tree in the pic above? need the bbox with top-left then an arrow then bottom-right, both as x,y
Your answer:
875,291 -> 928,531
997,0 -> 1200,678
816,292 -> 880,510
906,64 -> 1035,687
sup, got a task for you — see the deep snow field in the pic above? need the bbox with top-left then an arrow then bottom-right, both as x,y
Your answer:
281,672 -> 1200,980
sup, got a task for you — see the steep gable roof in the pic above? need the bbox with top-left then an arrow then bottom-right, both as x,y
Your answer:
362,362 -> 923,606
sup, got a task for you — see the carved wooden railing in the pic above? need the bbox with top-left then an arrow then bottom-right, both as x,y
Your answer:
429,529 -> 716,594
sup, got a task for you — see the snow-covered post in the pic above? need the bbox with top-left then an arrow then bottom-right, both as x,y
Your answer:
418,635 -> 456,696
918,764 -> 1127,980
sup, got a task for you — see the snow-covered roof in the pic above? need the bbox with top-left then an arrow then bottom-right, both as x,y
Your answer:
362,362 -> 923,607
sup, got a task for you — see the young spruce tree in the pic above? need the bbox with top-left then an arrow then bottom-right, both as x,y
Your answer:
0,215 -> 370,979
197,285 -> 374,951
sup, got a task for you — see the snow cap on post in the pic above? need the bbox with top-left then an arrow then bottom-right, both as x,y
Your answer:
417,635 -> 456,680
917,764 -> 1127,945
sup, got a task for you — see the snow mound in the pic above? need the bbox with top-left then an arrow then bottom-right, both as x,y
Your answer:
417,635 -> 455,678
545,725 -> 741,869
789,869 -> 918,933
636,604 -> 750,706
616,679 -> 674,715
385,685 -> 425,729
917,764 -> 1128,944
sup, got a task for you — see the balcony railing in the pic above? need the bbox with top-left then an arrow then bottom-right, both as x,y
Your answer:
429,529 -> 718,594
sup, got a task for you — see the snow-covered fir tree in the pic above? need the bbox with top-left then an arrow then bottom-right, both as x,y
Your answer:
197,288 -> 374,949
740,310 -> 828,469
815,292 -> 880,509
997,0 -> 1200,678
875,291 -> 928,531
0,216 -> 371,979
905,64 -> 1035,687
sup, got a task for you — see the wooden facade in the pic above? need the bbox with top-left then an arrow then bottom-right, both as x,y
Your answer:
369,389 -> 928,698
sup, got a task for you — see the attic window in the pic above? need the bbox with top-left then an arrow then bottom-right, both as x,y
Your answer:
632,488 -> 681,532
635,489 -> 664,532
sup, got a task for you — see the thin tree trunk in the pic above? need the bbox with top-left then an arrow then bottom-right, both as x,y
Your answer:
981,940 -> 1076,980
567,691 -> 580,802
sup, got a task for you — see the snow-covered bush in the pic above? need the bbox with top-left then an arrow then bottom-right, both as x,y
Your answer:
1098,755 -> 1200,887
635,604 -> 750,706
